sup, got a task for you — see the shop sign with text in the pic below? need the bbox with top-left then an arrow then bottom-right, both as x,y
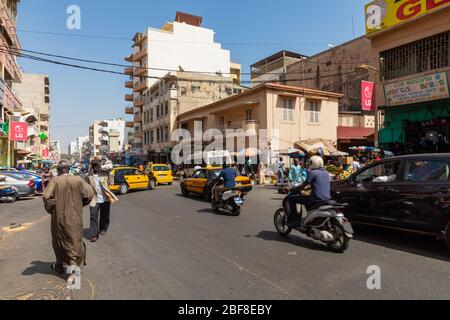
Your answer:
365,0 -> 450,36
384,72 -> 450,106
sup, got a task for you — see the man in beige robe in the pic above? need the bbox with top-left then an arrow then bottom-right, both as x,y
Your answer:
43,160 -> 94,273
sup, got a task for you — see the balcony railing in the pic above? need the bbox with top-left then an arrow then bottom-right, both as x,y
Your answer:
134,66 -> 148,76
133,79 -> 148,93
125,80 -> 133,88
125,94 -> 133,102
125,107 -> 134,115
125,121 -> 135,128
133,48 -> 148,61
124,67 -> 133,75
124,54 -> 133,62
134,98 -> 145,108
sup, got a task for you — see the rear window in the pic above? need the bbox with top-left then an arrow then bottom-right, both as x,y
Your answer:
153,166 -> 170,172
404,160 -> 450,182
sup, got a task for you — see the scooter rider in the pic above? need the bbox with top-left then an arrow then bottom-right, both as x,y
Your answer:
212,163 -> 237,204
286,155 -> 331,228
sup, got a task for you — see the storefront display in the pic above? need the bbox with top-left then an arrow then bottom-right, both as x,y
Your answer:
379,99 -> 450,155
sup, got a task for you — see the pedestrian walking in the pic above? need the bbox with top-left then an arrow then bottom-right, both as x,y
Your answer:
277,157 -> 285,185
42,160 -> 94,274
41,166 -> 54,190
86,160 -> 118,242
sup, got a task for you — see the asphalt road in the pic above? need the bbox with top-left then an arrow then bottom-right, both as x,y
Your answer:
0,183 -> 450,300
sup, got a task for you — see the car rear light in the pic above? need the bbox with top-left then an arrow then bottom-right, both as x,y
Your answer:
28,180 -> 35,187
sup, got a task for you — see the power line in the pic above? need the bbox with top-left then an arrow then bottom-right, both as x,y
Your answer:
0,47 -> 363,85
2,45 -> 369,77
17,29 -> 349,47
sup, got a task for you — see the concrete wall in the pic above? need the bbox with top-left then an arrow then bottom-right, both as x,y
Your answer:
145,22 -> 231,88
285,37 -> 374,112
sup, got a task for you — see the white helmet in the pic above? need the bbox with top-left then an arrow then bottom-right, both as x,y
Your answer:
309,155 -> 324,170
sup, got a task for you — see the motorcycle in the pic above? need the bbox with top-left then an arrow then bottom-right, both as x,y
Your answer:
0,185 -> 18,203
211,181 -> 245,216
274,192 -> 354,252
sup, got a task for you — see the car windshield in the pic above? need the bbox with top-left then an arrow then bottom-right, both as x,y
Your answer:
153,166 -> 170,172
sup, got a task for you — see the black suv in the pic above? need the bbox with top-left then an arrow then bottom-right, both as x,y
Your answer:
331,154 -> 450,250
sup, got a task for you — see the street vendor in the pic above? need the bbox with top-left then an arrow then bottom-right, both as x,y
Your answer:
289,159 -> 307,184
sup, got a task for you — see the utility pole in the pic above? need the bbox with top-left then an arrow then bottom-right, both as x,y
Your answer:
6,112 -> 11,167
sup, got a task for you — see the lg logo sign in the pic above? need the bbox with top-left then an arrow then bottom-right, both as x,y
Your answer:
66,5 -> 81,30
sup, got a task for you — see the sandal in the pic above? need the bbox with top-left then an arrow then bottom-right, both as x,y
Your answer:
50,263 -> 65,274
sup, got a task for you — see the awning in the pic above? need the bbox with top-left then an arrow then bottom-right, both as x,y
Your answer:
337,126 -> 375,140
379,127 -> 406,144
295,139 -> 340,156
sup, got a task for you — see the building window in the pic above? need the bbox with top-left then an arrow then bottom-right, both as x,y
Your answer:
219,116 -> 225,129
282,98 -> 294,121
150,108 -> 153,122
245,109 -> 253,122
45,96 -> 50,103
157,128 -> 160,143
381,31 -> 449,81
165,101 -> 169,116
157,104 -> 160,119
150,130 -> 153,144
164,126 -> 169,142
307,101 -> 320,123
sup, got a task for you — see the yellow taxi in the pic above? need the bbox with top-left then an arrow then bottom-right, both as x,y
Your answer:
180,166 -> 253,201
145,163 -> 173,186
109,166 -> 156,195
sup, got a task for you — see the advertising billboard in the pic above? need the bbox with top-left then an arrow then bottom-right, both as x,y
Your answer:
365,0 -> 450,36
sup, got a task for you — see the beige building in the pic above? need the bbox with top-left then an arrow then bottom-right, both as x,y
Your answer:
13,73 -> 51,161
366,3 -> 450,152
141,71 -> 246,163
177,83 -> 341,160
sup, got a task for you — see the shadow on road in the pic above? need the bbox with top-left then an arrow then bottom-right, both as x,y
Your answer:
255,230 -> 331,252
352,224 -> 450,262
21,261 -> 66,280
197,208 -> 232,216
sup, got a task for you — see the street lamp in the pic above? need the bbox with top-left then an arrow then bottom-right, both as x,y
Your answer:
355,64 -> 385,148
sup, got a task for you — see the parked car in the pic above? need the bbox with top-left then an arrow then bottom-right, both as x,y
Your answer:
331,154 -> 450,249
180,167 -> 253,201
144,164 -> 173,186
1,171 -> 43,193
0,175 -> 35,198
109,166 -> 156,195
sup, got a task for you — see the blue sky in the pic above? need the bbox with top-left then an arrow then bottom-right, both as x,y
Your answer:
17,0 -> 369,153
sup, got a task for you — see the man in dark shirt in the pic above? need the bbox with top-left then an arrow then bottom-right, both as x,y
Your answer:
213,164 -> 237,203
287,156 -> 331,227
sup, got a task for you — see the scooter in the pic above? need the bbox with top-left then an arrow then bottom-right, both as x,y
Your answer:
0,185 -> 18,203
211,181 -> 245,216
274,193 -> 354,252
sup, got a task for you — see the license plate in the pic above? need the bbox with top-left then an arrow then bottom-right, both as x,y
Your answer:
159,174 -> 167,177
234,197 -> 243,205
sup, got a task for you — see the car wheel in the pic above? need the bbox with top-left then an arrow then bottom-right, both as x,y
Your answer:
119,183 -> 129,195
181,185 -> 189,197
148,180 -> 156,190
168,182 -> 173,186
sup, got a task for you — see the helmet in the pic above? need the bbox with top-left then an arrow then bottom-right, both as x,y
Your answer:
308,156 -> 324,170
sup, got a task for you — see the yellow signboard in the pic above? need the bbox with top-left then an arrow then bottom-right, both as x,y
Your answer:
365,0 -> 450,36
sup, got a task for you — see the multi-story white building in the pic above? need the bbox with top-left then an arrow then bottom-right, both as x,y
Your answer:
124,11 -> 242,160
89,119 -> 126,159
68,141 -> 78,156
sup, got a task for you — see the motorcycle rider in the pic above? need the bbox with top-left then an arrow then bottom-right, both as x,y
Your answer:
286,155 -> 331,228
212,162 -> 237,204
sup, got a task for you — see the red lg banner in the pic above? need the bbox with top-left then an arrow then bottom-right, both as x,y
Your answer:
361,81 -> 375,111
10,122 -> 28,141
